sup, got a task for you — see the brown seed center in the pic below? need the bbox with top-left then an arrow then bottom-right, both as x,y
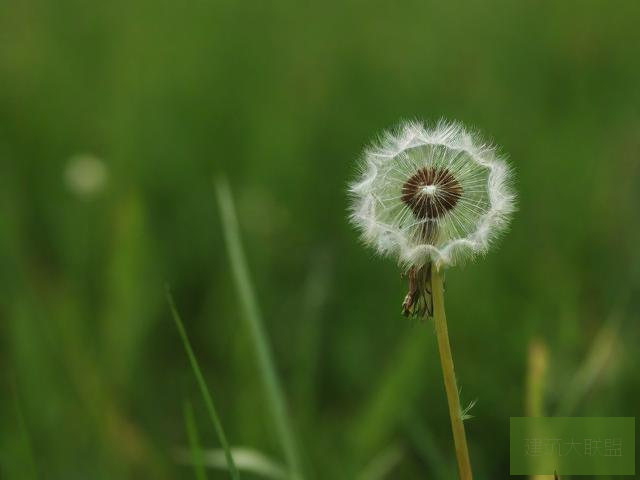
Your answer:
401,167 -> 463,220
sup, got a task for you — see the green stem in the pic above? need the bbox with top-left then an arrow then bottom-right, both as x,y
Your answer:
431,266 -> 473,480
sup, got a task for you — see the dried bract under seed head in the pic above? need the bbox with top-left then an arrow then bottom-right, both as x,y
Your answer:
349,120 -> 516,269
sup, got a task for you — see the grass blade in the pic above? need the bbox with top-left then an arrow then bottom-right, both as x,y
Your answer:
167,290 -> 240,480
175,447 -> 289,479
356,444 -> 403,480
403,412 -> 453,480
214,177 -> 303,480
13,384 -> 39,480
183,400 -> 207,480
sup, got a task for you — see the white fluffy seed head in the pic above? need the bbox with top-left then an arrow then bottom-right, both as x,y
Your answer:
349,120 -> 516,270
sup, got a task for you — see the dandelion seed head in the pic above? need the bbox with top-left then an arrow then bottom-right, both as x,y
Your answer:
349,120 -> 516,269
64,154 -> 108,198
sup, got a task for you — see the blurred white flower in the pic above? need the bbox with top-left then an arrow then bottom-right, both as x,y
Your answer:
349,120 -> 515,269
64,154 -> 108,198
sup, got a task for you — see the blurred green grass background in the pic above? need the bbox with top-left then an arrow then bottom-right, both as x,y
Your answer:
1,0 -> 639,478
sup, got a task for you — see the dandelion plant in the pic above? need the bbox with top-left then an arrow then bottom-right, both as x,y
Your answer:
349,120 -> 515,479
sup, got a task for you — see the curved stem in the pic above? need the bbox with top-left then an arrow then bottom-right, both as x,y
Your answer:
431,266 -> 473,480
